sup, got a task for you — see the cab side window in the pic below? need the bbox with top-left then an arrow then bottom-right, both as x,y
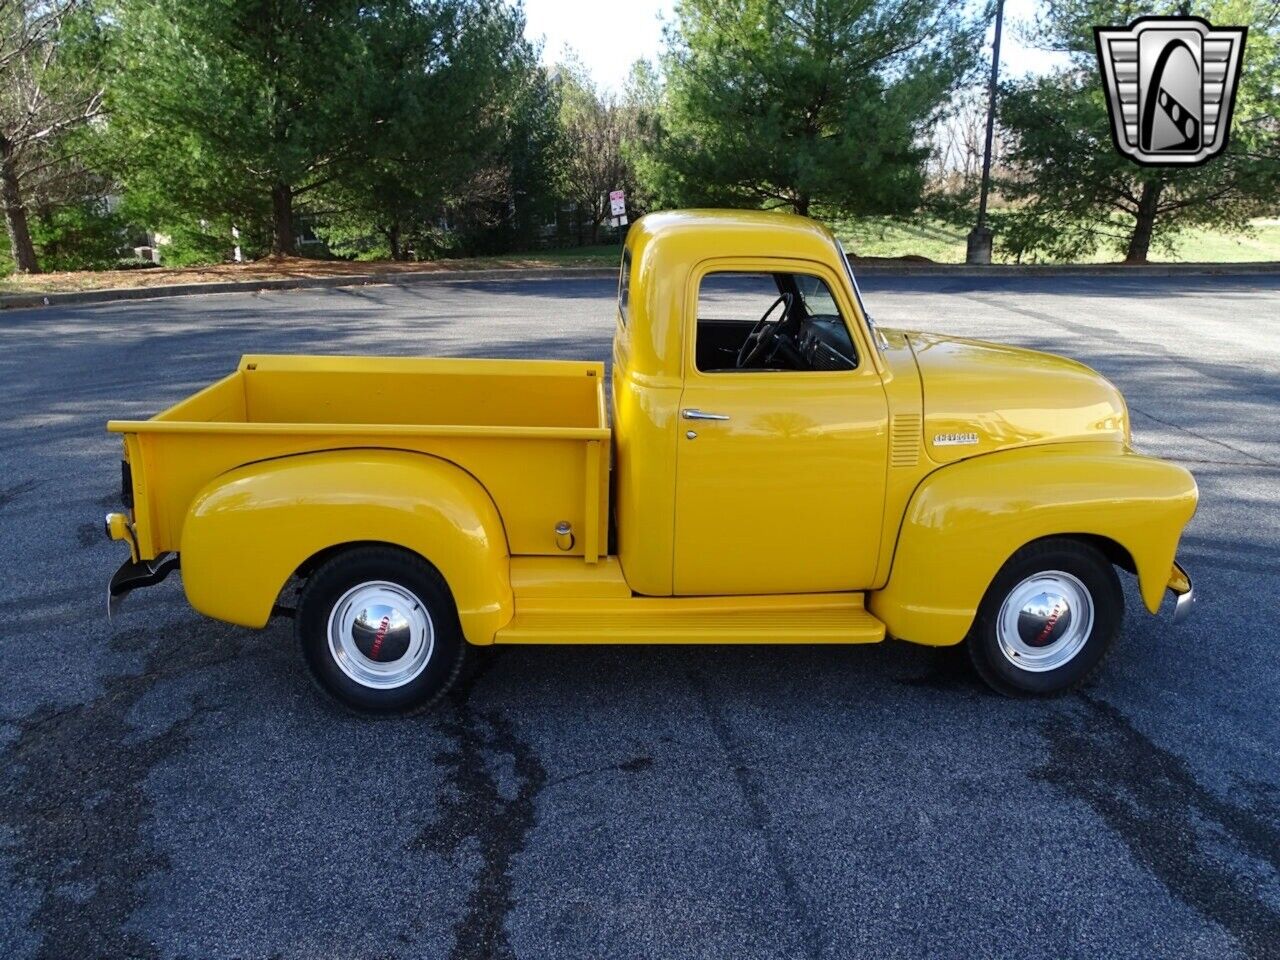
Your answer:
695,270 -> 857,373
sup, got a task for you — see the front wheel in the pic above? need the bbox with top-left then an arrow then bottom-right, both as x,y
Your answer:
966,538 -> 1123,697
296,546 -> 467,714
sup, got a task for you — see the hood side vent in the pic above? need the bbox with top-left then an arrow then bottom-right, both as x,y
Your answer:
890,413 -> 921,467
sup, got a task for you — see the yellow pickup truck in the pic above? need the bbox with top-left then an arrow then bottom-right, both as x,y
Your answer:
104,210 -> 1197,712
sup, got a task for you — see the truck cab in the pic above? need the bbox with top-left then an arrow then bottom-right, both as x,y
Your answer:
105,209 -> 1197,714
613,210 -> 897,598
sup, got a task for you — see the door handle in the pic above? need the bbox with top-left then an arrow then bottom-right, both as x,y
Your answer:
681,408 -> 730,421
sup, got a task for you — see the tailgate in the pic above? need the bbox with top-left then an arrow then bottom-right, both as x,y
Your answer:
110,370 -> 248,559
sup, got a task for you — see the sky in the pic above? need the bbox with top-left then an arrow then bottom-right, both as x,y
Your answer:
521,0 -> 1071,93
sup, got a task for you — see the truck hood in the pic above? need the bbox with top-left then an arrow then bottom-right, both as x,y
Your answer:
895,330 -> 1129,463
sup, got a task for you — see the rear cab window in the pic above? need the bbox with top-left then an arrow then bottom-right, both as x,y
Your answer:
618,248 -> 631,326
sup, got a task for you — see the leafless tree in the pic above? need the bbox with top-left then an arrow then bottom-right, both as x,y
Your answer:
555,56 -> 639,245
929,86 -> 1003,191
0,0 -> 102,273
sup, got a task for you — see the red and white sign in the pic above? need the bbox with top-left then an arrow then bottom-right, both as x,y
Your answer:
609,189 -> 626,217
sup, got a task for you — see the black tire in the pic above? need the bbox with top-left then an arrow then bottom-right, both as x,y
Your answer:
966,538 -> 1123,697
296,545 -> 467,715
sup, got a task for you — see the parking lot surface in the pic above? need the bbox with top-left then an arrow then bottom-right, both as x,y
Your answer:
1,272 -> 1278,960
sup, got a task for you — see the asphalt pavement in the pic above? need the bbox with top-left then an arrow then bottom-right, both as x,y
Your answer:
1,272 -> 1278,960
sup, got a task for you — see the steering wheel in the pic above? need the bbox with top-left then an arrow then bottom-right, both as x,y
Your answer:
736,293 -> 793,368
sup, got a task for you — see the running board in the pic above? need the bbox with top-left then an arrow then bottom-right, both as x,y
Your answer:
495,593 -> 885,645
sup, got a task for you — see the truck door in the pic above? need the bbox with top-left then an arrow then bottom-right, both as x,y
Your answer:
673,262 -> 888,595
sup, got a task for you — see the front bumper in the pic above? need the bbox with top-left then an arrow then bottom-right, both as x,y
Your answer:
1168,561 -> 1194,624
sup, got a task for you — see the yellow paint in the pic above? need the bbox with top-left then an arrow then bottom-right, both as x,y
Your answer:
104,512 -> 137,562
909,332 -> 1131,463
1168,561 -> 1192,595
868,442 -> 1197,645
871,327 -> 930,587
671,255 -> 888,594
611,210 -> 890,596
109,355 -> 610,561
179,449 -> 512,644
105,210 -> 1199,651
496,592 -> 884,644
510,556 -> 632,599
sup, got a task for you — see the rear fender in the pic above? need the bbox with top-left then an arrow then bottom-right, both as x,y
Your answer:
180,449 -> 512,644
868,443 -> 1197,646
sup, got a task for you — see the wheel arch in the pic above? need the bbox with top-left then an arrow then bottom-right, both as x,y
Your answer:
867,443 -> 1197,646
179,449 -> 512,645
1071,532 -> 1137,577
976,531 -> 1137,578
289,539 -> 456,604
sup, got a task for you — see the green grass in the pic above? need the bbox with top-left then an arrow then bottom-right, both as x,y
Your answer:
833,216 -> 1280,264
1161,219 -> 1280,262
837,217 -> 971,262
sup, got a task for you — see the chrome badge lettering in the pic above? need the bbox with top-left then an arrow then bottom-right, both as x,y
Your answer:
370,615 -> 391,660
933,432 -> 979,447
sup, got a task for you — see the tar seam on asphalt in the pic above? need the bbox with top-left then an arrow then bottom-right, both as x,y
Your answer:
0,479 -> 41,510
1035,694 -> 1280,960
407,652 -> 548,960
0,624 -> 243,960
689,669 -> 825,960
960,291 -> 1280,469
542,753 -> 654,790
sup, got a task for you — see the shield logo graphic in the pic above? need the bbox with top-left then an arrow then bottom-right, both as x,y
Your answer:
1094,16 -> 1247,166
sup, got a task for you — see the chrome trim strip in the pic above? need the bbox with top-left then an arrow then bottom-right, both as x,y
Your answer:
1173,572 -> 1195,624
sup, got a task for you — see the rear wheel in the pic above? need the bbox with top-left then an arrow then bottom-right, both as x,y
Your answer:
966,538 -> 1123,697
296,546 -> 466,714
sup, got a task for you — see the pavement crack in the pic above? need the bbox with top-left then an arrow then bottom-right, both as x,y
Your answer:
0,478 -> 41,510
408,657 -> 546,960
957,292 -> 1280,468
0,624 -> 243,960
543,754 -> 654,790
1129,404 -> 1277,467
1034,694 -> 1280,960
689,670 -> 823,960
1168,457 -> 1280,471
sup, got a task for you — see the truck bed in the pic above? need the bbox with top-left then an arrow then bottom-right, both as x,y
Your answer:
108,355 -> 611,561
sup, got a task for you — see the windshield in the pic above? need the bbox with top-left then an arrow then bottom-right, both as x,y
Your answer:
791,273 -> 839,318
834,239 -> 882,350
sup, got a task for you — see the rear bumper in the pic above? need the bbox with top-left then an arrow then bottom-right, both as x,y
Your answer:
1168,561 -> 1195,624
107,552 -> 180,618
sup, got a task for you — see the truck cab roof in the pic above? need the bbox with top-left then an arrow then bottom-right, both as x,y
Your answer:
620,209 -> 859,382
626,208 -> 844,265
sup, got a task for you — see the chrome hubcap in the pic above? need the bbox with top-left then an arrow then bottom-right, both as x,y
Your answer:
996,571 -> 1094,672
327,581 -> 434,689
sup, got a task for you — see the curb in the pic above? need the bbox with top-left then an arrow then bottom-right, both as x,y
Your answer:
3,260 -> 1278,310
851,261 -> 1280,278
0,265 -> 618,311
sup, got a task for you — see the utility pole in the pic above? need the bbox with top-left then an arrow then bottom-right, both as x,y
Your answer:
967,0 -> 1006,265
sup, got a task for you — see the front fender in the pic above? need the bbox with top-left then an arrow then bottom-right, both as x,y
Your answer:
868,442 -> 1197,646
180,449 -> 512,644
